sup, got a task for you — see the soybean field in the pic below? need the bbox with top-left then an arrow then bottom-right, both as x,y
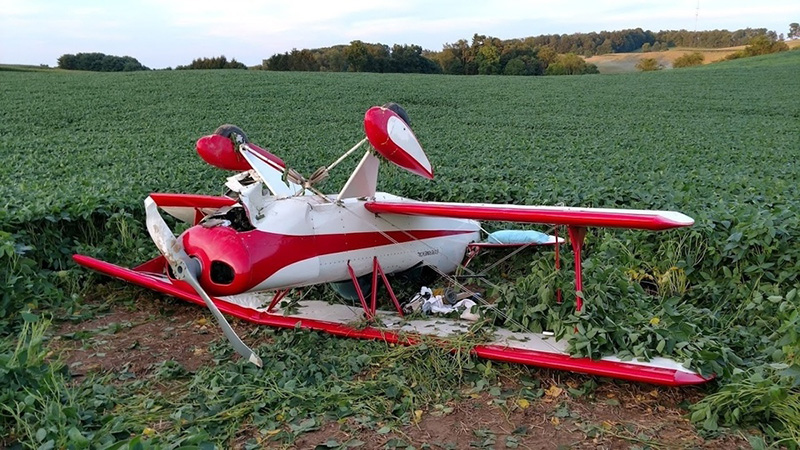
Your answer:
1,50 -> 799,448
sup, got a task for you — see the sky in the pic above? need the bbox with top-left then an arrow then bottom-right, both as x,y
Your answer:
1,0 -> 798,69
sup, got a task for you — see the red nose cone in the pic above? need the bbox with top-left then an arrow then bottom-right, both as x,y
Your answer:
196,134 -> 252,171
181,225 -> 252,296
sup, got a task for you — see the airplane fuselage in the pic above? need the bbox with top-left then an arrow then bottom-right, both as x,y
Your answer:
179,191 -> 480,297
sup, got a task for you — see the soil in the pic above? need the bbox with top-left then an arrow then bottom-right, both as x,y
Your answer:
52,293 -> 229,378
293,384 -> 747,450
52,293 -> 749,449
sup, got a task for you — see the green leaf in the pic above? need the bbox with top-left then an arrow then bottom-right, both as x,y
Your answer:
702,414 -> 718,431
67,427 -> 89,448
747,435 -> 766,450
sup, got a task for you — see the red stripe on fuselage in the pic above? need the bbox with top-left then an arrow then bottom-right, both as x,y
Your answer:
181,226 -> 473,296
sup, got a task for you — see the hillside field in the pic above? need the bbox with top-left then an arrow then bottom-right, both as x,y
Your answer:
1,51 -> 799,447
587,39 -> 800,73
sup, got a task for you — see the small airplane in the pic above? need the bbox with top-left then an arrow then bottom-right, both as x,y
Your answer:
74,103 -> 709,386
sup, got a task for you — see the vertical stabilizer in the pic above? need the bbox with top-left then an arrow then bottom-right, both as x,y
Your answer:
336,151 -> 380,201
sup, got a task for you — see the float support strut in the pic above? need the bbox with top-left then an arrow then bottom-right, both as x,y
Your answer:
348,259 -> 404,320
554,227 -> 562,304
371,257 -> 404,317
266,289 -> 290,313
567,226 -> 587,312
347,261 -> 373,320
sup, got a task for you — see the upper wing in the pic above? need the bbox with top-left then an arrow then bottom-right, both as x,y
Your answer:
364,200 -> 693,231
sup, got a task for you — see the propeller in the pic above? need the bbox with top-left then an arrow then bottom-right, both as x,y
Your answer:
144,196 -> 263,367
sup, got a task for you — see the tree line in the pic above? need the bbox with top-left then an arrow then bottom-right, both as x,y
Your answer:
261,35 -> 598,76
262,42 -> 441,73
56,53 -> 148,71
175,55 -> 247,70
524,27 -> 777,56
259,27 -> 781,76
54,26 -> 789,74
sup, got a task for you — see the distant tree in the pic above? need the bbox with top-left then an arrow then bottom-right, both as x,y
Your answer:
789,23 -> 800,39
596,39 -> 613,54
537,46 -> 558,67
317,46 -> 348,71
641,42 -> 651,52
503,58 -> 526,75
635,58 -> 663,71
344,40 -> 371,72
743,35 -> 789,56
433,40 -> 467,74
724,35 -> 790,60
673,52 -> 704,68
365,43 -> 391,72
176,56 -> 246,70
287,49 -> 319,71
57,53 -> 148,71
388,44 -> 441,73
263,53 -> 289,70
476,44 -> 501,74
545,53 -> 598,75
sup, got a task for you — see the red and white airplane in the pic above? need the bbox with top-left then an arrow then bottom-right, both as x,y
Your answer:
74,104 -> 709,386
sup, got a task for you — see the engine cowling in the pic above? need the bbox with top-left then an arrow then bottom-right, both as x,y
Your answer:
178,224 -> 256,296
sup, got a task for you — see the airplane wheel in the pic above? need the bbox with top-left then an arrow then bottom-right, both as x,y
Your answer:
329,276 -> 372,303
383,102 -> 411,125
214,124 -> 249,144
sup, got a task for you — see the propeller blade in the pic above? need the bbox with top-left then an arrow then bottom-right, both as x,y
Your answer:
144,197 -> 263,367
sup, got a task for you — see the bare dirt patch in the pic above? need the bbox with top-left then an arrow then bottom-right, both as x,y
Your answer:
292,385 -> 747,449
52,292 -> 226,378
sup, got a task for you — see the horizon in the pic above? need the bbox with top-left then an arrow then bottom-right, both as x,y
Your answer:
1,0 -> 798,69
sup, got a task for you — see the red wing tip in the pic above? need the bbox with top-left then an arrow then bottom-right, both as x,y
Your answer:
674,369 -> 714,385
73,254 -> 90,264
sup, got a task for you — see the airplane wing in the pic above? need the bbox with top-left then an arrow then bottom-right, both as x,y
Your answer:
149,193 -> 237,224
364,200 -> 694,231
